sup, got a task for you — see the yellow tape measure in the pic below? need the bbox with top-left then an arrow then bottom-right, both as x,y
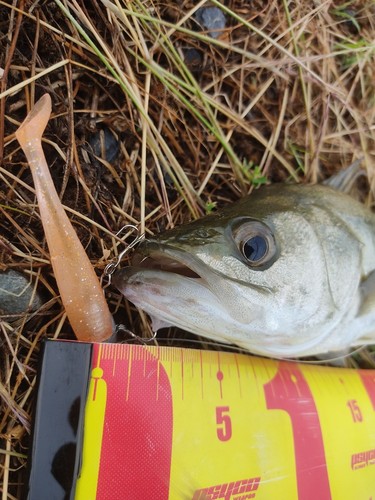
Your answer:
75,344 -> 375,499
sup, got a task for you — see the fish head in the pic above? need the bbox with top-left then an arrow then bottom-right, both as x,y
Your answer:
113,185 -> 363,357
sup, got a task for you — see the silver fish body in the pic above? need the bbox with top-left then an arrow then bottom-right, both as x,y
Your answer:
113,184 -> 375,358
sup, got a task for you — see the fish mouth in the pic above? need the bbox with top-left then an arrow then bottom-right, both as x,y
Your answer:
111,240 -> 213,304
129,246 -> 202,279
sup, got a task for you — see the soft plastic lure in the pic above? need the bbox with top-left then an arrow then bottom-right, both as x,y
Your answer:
16,94 -> 113,342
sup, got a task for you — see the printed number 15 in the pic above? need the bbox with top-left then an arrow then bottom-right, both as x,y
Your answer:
216,406 -> 232,441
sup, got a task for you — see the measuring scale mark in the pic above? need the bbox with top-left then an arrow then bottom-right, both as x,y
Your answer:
217,352 -> 224,399
234,354 -> 242,398
217,370 -> 224,399
91,366 -> 103,403
200,350 -> 204,399
181,349 -> 185,400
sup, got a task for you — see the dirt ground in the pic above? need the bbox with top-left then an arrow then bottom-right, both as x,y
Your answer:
0,0 -> 374,496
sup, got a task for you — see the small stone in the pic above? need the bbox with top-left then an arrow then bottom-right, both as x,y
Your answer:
88,127 -> 120,163
184,48 -> 203,71
0,269 -> 43,316
195,7 -> 227,39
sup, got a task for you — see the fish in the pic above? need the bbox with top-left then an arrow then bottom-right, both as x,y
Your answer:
113,183 -> 375,358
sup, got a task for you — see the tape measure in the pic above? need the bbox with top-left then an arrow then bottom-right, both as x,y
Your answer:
69,343 -> 375,499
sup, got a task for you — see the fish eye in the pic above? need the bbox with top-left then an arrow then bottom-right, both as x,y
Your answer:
233,220 -> 277,267
243,235 -> 268,262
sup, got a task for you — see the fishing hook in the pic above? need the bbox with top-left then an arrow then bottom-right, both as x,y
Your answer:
115,324 -> 158,345
101,224 -> 145,289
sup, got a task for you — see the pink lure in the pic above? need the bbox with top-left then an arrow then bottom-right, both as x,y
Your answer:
16,94 -> 113,342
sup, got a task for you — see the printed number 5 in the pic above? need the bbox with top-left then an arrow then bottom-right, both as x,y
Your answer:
216,406 -> 232,441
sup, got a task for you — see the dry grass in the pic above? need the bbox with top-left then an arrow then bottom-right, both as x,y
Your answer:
0,0 -> 374,496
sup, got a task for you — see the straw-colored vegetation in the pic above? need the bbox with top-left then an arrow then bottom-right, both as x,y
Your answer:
0,0 -> 374,496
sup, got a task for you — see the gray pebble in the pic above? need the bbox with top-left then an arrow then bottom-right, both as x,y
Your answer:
0,269 -> 43,316
196,7 -> 227,39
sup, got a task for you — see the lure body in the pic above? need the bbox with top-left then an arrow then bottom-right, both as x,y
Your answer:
16,95 -> 113,342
